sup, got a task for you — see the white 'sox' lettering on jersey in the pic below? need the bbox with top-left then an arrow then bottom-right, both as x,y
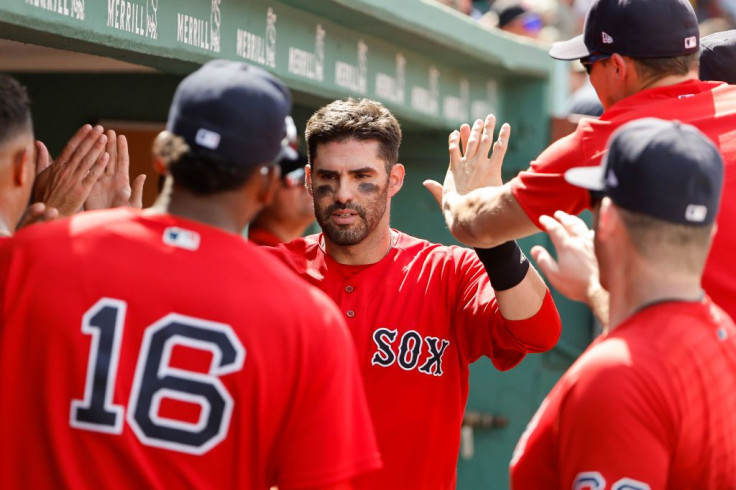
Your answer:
613,478 -> 651,490
370,328 -> 450,376
574,472 -> 606,490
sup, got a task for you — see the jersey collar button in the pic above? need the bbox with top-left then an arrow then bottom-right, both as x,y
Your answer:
345,285 -> 354,293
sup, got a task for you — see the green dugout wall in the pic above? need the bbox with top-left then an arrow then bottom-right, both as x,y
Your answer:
1,0 -> 594,487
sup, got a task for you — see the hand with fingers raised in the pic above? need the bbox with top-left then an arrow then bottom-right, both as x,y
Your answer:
84,130 -> 147,211
423,115 -> 511,242
32,124 -> 110,217
531,211 -> 610,329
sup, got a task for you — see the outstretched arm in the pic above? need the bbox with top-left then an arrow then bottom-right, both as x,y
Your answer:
423,115 -> 539,248
531,211 -> 609,330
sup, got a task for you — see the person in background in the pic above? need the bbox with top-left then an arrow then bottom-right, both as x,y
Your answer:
436,0 -> 484,19
491,0 -> 543,39
249,124 -> 314,246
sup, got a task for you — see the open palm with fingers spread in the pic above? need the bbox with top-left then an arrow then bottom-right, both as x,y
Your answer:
84,130 -> 146,210
423,115 -> 511,245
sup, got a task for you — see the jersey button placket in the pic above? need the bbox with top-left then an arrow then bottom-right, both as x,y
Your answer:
346,309 -> 356,318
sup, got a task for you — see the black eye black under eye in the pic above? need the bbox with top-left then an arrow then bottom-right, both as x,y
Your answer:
357,182 -> 379,194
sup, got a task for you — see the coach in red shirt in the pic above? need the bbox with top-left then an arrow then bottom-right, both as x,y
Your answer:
267,98 -> 562,489
510,118 -> 736,488
426,0 -> 736,322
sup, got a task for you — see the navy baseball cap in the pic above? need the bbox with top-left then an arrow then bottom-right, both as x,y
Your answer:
565,118 -> 724,226
549,0 -> 699,61
700,30 -> 736,84
167,59 -> 295,166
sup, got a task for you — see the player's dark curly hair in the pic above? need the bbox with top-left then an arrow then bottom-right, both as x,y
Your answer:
305,98 -> 401,172
0,75 -> 32,145
154,132 -> 257,195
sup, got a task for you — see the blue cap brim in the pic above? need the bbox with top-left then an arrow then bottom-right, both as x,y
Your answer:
549,35 -> 591,60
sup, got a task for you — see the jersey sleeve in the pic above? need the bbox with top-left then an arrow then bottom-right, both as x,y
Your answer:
509,127 -> 594,227
452,248 -> 560,369
557,349 -> 673,489
275,287 -> 382,489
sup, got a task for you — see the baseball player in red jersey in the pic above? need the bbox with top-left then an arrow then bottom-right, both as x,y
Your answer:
510,118 -> 736,488
265,98 -> 562,489
0,61 -> 381,489
425,0 -> 736,322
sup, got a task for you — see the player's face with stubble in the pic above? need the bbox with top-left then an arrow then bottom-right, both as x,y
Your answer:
308,139 -> 390,246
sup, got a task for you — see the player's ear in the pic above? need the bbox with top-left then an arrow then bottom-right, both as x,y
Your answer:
255,163 -> 280,205
611,54 -> 629,83
305,164 -> 314,197
387,163 -> 405,198
12,146 -> 33,188
598,197 -> 631,249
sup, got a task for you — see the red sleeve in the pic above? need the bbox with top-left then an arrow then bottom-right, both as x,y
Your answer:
502,290 -> 561,353
452,248 -> 561,369
509,127 -> 595,227
557,351 -> 673,489
276,288 -> 382,489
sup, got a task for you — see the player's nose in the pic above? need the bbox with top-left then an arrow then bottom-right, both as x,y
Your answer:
334,178 -> 355,203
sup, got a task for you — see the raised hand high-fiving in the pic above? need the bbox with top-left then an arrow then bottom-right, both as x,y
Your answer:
423,115 -> 511,246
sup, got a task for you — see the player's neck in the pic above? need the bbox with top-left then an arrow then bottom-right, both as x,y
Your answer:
150,179 -> 254,235
608,259 -> 703,330
324,222 -> 394,266
0,204 -> 18,236
635,72 -> 697,94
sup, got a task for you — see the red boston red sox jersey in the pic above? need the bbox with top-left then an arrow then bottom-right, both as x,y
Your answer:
510,297 -> 736,489
268,231 -> 561,489
510,80 -> 736,320
0,208 -> 381,489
